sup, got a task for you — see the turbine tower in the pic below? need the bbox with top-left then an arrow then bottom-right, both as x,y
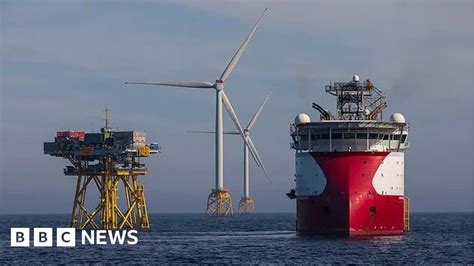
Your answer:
189,91 -> 271,214
125,9 -> 268,216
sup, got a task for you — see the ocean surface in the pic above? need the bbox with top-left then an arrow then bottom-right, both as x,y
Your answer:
0,213 -> 472,264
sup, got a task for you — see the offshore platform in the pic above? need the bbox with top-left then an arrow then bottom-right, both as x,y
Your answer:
43,110 -> 160,229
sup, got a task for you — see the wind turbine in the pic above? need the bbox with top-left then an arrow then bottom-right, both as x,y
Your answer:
189,91 -> 271,214
124,9 -> 268,216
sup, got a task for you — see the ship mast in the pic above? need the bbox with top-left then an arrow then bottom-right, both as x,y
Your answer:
324,75 -> 387,121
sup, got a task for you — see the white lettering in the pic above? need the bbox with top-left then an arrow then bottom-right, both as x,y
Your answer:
96,230 -> 107,245
11,228 -> 139,247
81,230 -> 95,245
108,230 -> 127,245
127,230 -> 138,245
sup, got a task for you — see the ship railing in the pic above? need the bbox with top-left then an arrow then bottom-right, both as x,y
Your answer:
292,139 -> 409,153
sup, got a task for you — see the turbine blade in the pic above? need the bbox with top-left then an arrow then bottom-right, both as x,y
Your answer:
247,136 -> 271,182
221,91 -> 245,135
247,90 -> 271,130
187,130 -> 216,134
221,90 -> 261,167
124,81 -> 214,89
219,8 -> 268,82
187,130 -> 240,135
224,131 -> 241,135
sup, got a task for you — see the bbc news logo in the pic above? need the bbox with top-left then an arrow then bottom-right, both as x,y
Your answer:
11,228 -> 138,247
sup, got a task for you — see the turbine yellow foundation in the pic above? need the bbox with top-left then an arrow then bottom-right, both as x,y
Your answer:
238,197 -> 255,214
205,189 -> 233,216
69,157 -> 149,230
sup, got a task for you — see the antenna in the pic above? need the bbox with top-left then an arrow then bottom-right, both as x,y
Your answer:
325,76 -> 386,120
104,107 -> 111,128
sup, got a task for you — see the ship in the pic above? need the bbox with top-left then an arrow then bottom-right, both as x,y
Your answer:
289,75 -> 410,236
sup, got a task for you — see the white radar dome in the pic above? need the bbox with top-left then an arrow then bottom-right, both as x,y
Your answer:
353,74 -> 360,82
390,113 -> 406,123
294,113 -> 311,125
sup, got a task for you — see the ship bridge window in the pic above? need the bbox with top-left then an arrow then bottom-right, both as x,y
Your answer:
383,134 -> 389,140
331,133 -> 342,139
401,134 -> 408,142
356,133 -> 367,139
300,135 -> 309,141
393,134 -> 401,141
369,133 -> 379,139
321,134 -> 330,139
343,133 -> 355,139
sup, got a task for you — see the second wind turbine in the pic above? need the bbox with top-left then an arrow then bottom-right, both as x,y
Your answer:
189,91 -> 271,214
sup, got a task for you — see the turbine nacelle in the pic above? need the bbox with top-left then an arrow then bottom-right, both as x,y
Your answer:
215,80 -> 224,91
244,129 -> 250,137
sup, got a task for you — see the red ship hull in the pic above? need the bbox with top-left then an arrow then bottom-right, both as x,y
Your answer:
296,152 -> 405,236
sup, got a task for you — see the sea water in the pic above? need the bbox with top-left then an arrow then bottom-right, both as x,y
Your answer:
0,213 -> 472,263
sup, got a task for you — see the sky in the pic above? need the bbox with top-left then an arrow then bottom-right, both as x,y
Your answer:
1,0 -> 473,213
